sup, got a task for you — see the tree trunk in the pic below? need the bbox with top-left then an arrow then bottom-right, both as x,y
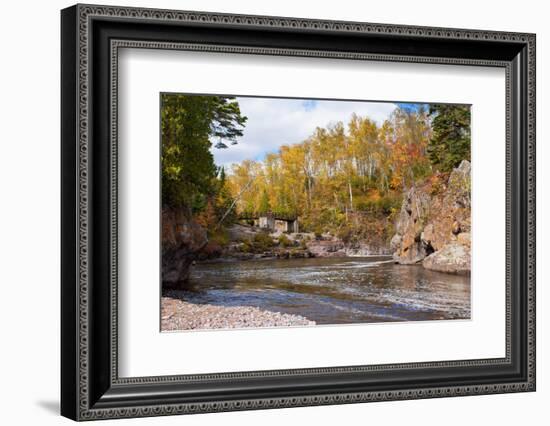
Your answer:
348,180 -> 354,212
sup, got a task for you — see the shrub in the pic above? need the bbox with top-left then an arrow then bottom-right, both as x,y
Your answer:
337,226 -> 356,244
378,194 -> 402,215
209,228 -> 230,247
277,234 -> 293,248
252,233 -> 274,251
240,240 -> 252,253
356,193 -> 402,215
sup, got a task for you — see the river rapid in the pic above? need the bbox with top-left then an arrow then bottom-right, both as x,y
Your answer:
182,257 -> 471,325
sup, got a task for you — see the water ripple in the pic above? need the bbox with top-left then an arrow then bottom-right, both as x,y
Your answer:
187,257 -> 471,324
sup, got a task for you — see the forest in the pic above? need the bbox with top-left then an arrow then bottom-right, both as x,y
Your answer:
161,94 -> 470,251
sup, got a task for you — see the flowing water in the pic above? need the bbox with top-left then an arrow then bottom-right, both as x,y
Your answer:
185,257 -> 471,324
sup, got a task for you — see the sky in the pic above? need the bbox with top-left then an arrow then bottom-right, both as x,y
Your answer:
211,97 -> 418,171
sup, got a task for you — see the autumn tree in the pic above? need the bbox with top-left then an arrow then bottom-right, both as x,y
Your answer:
229,160 -> 262,217
215,167 -> 236,225
384,106 -> 432,190
258,190 -> 271,214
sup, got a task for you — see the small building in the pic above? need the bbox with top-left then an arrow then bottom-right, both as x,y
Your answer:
258,215 -> 274,230
257,212 -> 298,233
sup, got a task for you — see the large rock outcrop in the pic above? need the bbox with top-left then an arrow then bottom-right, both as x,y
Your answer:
162,208 -> 208,288
392,160 -> 471,274
422,242 -> 470,274
392,186 -> 433,264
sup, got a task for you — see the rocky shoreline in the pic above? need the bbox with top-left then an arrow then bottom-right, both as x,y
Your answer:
162,290 -> 316,331
204,224 -> 391,263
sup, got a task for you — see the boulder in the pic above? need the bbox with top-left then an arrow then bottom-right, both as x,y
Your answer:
227,223 -> 257,242
422,243 -> 470,274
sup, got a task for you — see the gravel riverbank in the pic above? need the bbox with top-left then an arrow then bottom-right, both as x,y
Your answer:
161,290 -> 316,331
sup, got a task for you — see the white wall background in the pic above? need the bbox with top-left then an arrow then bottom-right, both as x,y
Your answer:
0,0 -> 546,424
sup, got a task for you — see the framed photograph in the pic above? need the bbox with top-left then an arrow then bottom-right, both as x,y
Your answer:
61,4 -> 536,421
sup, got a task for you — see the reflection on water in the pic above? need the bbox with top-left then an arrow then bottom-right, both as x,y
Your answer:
185,257 -> 471,324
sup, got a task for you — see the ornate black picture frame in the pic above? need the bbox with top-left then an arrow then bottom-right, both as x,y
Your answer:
61,4 -> 536,421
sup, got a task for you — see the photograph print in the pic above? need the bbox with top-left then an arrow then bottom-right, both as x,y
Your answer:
160,94 -> 472,332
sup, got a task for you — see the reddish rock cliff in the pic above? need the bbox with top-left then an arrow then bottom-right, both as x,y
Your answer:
392,160 -> 471,274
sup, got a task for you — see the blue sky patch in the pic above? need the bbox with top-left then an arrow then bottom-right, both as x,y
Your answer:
396,102 -> 429,113
302,99 -> 318,111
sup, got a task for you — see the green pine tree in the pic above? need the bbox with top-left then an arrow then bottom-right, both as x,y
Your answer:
427,104 -> 471,172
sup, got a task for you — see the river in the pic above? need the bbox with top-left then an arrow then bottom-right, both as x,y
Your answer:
184,257 -> 471,324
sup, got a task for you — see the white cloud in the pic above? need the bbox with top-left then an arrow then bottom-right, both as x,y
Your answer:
211,97 -> 397,170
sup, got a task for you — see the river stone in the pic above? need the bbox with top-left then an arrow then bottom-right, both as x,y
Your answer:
162,291 -> 316,331
422,243 -> 470,274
